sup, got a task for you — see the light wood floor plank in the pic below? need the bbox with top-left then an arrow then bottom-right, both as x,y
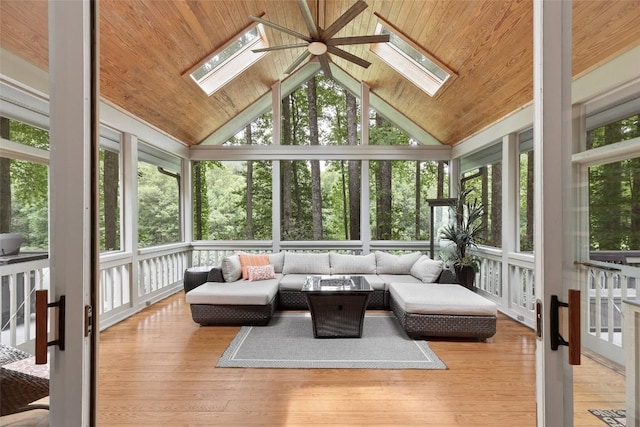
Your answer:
96,292 -> 625,426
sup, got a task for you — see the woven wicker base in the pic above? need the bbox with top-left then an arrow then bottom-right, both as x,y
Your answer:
190,296 -> 277,326
390,295 -> 496,340
279,290 -> 387,310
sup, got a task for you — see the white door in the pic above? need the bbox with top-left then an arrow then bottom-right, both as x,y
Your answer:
47,1 -> 99,425
533,1 -> 577,426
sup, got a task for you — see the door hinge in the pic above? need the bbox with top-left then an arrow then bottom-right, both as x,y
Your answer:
84,305 -> 93,337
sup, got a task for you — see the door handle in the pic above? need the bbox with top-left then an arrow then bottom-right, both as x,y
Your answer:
550,289 -> 581,365
35,290 -> 65,364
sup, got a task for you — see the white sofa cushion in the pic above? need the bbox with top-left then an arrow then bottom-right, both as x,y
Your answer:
278,274 -> 309,291
282,252 -> 331,275
390,283 -> 497,316
269,252 -> 285,273
185,277 -> 280,306
378,274 -> 421,290
410,255 -> 444,283
330,253 -> 376,275
375,251 -> 422,274
359,274 -> 385,290
221,254 -> 242,282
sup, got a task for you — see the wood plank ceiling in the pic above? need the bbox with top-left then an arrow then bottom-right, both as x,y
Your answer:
1,1 -> 639,146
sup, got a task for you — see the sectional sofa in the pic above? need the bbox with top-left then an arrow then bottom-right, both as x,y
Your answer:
183,251 -> 498,340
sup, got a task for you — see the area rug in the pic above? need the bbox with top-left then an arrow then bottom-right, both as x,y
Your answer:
588,409 -> 626,427
216,312 -> 447,369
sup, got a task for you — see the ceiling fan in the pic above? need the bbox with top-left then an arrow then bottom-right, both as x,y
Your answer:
250,0 -> 389,78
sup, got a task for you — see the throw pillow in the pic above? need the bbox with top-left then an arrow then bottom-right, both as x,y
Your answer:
221,254 -> 242,282
375,251 -> 422,274
247,264 -> 276,281
238,252 -> 271,280
410,255 -> 444,283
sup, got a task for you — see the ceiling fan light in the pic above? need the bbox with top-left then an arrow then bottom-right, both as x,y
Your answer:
308,42 -> 328,55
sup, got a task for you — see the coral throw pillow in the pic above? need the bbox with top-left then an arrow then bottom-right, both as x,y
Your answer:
247,264 -> 276,281
238,253 -> 271,280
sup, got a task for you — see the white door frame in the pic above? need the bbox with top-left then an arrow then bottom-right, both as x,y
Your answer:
533,0 -> 576,426
48,0 -> 98,425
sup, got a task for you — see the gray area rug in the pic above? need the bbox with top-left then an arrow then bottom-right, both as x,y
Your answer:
217,313 -> 447,369
588,409 -> 626,427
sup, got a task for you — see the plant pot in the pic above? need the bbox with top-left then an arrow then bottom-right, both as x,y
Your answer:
454,265 -> 476,290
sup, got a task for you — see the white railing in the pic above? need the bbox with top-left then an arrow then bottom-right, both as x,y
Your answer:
0,258 -> 50,348
472,247 -> 536,328
579,261 -> 639,365
1,244 -> 192,349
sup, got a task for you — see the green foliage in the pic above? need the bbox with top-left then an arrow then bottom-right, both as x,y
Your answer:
137,162 -> 180,247
7,121 -> 49,249
440,188 -> 484,270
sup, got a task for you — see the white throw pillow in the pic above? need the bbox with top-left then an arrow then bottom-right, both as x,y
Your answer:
282,252 -> 331,275
375,251 -> 422,274
221,254 -> 242,282
330,253 -> 376,275
410,255 -> 444,283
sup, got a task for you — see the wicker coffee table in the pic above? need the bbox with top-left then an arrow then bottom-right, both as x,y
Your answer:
301,275 -> 373,338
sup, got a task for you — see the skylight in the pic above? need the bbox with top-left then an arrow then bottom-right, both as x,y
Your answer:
187,24 -> 268,96
371,22 -> 453,97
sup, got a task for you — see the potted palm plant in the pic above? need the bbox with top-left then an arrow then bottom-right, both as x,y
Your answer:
439,188 -> 484,290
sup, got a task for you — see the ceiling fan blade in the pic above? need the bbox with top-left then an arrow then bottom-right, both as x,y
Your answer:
317,54 -> 333,79
326,34 -> 390,46
297,0 -> 320,40
253,43 -> 309,53
249,15 -> 312,42
284,51 -> 312,74
327,46 -> 371,68
322,0 -> 368,40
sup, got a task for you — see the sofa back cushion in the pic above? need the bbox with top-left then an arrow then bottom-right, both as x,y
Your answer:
268,252 -> 285,273
410,255 -> 444,283
282,252 -> 331,275
221,254 -> 242,282
330,253 -> 376,275
375,251 -> 422,275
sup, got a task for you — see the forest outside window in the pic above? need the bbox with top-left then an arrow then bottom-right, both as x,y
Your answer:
0,117 -> 49,251
193,160 -> 272,241
137,143 -> 181,247
369,160 -> 449,242
281,74 -> 361,146
99,127 -> 122,253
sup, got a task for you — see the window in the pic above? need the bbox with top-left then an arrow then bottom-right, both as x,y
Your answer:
369,160 -> 449,241
371,21 -> 453,97
0,117 -> 49,250
461,165 -> 502,249
137,143 -> 181,247
99,127 -> 122,252
193,160 -> 272,240
188,24 -> 268,96
281,74 -> 361,146
519,129 -> 534,252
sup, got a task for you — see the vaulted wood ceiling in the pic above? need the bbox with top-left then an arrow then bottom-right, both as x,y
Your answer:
1,1 -> 639,146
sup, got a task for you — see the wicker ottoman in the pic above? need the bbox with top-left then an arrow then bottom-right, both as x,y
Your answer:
389,283 -> 497,340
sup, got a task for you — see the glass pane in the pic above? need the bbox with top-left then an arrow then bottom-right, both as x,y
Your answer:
586,114 -> 639,149
519,150 -> 534,252
589,156 -> 640,259
137,162 -> 180,247
281,74 -> 360,146
369,160 -> 449,241
99,146 -> 121,252
8,118 -> 50,150
369,110 -> 414,145
462,163 -> 502,248
194,160 -> 272,240
223,112 -> 272,146
281,160 -> 360,240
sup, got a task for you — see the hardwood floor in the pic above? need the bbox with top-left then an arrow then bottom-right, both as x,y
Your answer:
96,292 -> 624,426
